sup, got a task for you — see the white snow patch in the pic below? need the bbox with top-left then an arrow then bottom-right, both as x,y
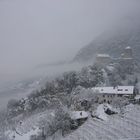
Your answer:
15,128 -> 40,140
70,111 -> 89,120
6,128 -> 40,140
135,95 -> 140,100
92,104 -> 108,121
124,104 -> 135,112
106,65 -> 115,72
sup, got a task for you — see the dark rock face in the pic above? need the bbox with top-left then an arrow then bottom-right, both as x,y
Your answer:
74,19 -> 140,63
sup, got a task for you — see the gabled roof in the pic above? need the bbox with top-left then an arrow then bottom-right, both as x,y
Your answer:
70,111 -> 89,120
92,86 -> 134,95
125,46 -> 132,50
96,54 -> 110,58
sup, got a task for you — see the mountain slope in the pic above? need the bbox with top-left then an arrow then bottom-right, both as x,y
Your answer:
74,19 -> 140,62
64,104 -> 140,140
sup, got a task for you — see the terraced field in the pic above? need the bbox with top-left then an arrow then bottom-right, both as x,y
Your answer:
64,105 -> 140,140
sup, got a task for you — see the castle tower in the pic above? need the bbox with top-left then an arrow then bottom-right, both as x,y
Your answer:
123,46 -> 133,58
120,46 -> 134,74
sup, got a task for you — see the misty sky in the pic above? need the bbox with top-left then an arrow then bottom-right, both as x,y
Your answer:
0,0 -> 140,86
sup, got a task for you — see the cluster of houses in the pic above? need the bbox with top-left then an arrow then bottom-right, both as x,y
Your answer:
96,46 -> 133,67
70,85 -> 139,122
70,47 -> 140,122
94,46 -> 138,104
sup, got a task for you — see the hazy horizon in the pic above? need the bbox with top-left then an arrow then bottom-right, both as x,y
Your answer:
1,0 -> 140,87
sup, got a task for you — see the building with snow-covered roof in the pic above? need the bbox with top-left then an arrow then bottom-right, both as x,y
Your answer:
118,46 -> 134,74
92,86 -> 134,95
119,46 -> 133,62
70,111 -> 89,120
95,46 -> 134,68
123,46 -> 133,58
96,54 -> 111,66
92,86 -> 135,104
70,111 -> 89,127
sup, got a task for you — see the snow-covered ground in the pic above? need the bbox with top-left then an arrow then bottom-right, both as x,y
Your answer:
5,110 -> 55,140
63,104 -> 140,140
92,104 -> 110,121
6,128 -> 40,140
2,104 -> 140,140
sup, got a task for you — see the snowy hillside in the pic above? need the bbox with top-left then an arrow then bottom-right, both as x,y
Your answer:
0,58 -> 140,140
63,104 -> 140,140
3,104 -> 140,140
74,19 -> 140,63
4,110 -> 55,140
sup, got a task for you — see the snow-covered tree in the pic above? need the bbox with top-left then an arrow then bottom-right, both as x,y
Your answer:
77,64 -> 104,88
38,106 -> 71,139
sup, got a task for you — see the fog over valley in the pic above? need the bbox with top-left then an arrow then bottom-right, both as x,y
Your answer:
1,1 -> 140,140
0,0 -> 140,107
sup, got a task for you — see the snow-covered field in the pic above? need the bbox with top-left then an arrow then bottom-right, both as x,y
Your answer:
5,110 -> 55,140
2,104 -> 140,140
63,104 -> 140,140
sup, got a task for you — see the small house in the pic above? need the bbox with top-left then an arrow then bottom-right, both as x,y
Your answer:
70,111 -> 89,121
70,111 -> 89,128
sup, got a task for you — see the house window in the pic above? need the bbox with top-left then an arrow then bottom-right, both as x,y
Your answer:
118,94 -> 123,97
103,95 -> 105,98
125,89 -> 128,91
118,89 -> 123,91
104,99 -> 106,102
81,100 -> 88,107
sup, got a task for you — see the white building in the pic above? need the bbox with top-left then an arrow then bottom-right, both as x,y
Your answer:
92,86 -> 134,104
